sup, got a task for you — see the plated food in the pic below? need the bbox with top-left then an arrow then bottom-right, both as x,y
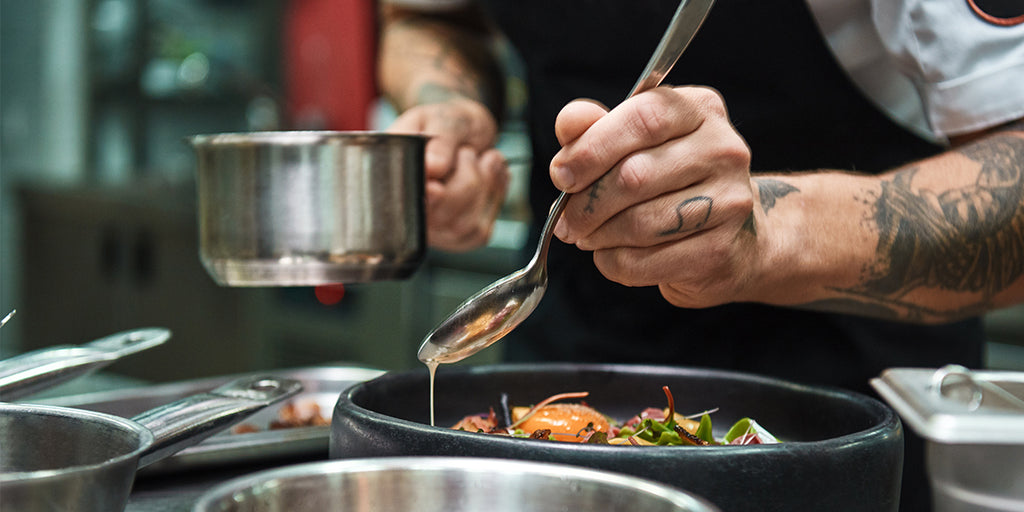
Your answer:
451,387 -> 779,446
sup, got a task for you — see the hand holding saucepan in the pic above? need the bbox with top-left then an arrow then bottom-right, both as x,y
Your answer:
388,97 -> 510,252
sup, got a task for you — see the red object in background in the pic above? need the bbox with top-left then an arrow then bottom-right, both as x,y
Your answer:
283,0 -> 378,130
315,284 -> 346,305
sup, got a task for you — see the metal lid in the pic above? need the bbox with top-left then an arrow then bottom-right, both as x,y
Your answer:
871,365 -> 1024,444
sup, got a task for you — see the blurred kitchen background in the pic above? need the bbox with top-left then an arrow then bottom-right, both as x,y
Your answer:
1,0 -> 1022,389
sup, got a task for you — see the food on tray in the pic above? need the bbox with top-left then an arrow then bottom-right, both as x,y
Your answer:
273,399 -> 331,428
230,398 -> 329,434
450,387 -> 779,446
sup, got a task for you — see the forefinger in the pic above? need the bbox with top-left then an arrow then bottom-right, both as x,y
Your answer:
550,86 -> 714,193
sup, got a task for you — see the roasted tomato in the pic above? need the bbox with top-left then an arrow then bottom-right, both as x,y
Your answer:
512,403 -> 611,442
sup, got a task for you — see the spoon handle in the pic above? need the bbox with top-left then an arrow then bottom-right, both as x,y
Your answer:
532,191 -> 570,265
627,0 -> 715,98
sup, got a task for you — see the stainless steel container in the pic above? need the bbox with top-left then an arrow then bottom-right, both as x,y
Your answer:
192,457 -> 721,512
872,366 -> 1024,512
189,131 -> 427,286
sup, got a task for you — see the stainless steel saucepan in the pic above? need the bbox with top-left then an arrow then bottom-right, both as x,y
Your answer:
188,131 -> 427,286
0,375 -> 302,512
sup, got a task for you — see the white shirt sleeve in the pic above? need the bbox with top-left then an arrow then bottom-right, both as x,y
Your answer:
809,0 -> 1024,142
871,0 -> 1024,138
385,1 -> 1022,140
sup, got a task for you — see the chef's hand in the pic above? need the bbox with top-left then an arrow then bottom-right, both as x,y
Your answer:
388,97 -> 510,252
551,86 -> 766,308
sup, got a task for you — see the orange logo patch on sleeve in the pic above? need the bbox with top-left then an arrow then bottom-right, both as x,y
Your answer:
968,0 -> 1024,26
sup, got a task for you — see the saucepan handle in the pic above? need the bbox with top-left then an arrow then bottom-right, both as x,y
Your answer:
0,328 -> 170,401
132,375 -> 303,468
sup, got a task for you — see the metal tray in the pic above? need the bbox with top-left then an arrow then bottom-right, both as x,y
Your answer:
871,366 -> 1024,512
35,365 -> 384,475
871,365 -> 1024,444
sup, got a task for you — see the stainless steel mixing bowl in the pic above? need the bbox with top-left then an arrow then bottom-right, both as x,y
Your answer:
189,131 -> 427,286
191,457 -> 721,512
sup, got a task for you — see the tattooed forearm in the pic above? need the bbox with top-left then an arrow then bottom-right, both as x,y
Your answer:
384,10 -> 505,119
415,82 -> 482,106
406,39 -> 492,106
827,129 -> 1024,322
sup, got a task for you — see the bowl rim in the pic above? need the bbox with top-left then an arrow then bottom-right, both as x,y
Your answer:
0,403 -> 151,484
334,362 -> 902,453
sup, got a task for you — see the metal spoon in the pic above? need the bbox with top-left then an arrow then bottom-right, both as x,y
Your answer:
418,0 -> 717,364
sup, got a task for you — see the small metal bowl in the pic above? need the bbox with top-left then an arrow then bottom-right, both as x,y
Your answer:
189,131 -> 427,286
191,457 -> 720,512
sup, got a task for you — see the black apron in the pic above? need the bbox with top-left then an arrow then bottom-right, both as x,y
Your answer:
478,1 -> 984,510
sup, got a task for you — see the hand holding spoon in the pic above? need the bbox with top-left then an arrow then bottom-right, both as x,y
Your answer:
418,0 -> 716,365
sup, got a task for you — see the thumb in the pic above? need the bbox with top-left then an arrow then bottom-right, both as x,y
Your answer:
425,136 -> 459,181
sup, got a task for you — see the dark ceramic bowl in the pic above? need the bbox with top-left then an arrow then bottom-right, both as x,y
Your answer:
330,364 -> 903,512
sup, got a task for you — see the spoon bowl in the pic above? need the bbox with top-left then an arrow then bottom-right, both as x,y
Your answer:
418,195 -> 568,363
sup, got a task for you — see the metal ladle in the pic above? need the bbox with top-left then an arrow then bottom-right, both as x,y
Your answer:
418,0 -> 716,364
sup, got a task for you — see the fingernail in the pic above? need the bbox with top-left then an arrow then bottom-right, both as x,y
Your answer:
551,165 -> 575,190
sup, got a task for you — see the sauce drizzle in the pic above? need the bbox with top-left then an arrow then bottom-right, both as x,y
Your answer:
426,359 -> 439,427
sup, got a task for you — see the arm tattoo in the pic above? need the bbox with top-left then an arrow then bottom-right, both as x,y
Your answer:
416,80 -> 484,106
414,40 -> 489,105
745,177 -> 800,235
741,212 -> 757,235
392,15 -> 504,119
823,128 -> 1024,321
756,178 -> 799,212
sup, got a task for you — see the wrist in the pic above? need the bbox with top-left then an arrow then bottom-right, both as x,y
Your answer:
745,172 -> 878,306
